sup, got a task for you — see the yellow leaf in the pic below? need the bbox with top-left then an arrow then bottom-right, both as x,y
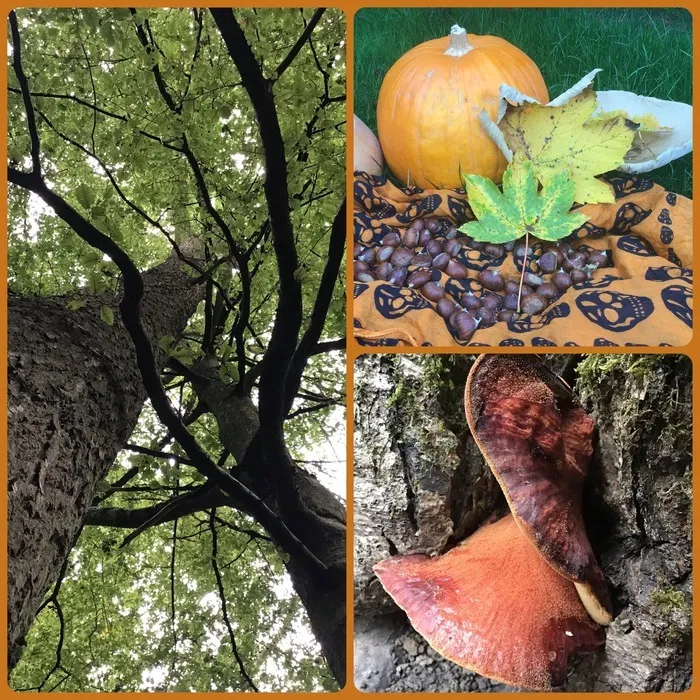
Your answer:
593,110 -> 670,134
500,88 -> 637,204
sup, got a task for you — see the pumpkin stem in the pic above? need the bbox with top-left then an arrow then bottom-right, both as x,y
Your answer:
445,25 -> 473,57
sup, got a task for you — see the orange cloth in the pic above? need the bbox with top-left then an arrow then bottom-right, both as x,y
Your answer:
353,173 -> 692,347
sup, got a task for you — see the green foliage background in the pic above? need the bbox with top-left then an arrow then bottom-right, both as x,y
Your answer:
354,8 -> 692,196
8,7 -> 345,692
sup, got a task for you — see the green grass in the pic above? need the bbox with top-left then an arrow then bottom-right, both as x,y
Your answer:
354,8 -> 692,196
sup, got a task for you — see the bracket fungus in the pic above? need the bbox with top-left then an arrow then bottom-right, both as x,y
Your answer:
373,355 -> 612,690
465,355 -> 612,625
374,515 -> 605,690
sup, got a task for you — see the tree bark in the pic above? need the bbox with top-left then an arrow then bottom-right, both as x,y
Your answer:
8,247 -> 204,670
354,354 -> 691,692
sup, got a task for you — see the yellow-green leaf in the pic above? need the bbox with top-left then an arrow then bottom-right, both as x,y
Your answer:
500,89 -> 637,204
66,298 -> 87,311
75,183 -> 96,211
460,154 -> 588,244
100,305 -> 115,326
158,335 -> 174,353
81,249 -> 102,266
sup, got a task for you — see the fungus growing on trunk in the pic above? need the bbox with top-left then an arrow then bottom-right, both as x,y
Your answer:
464,355 -> 612,625
374,515 -> 605,690
373,355 -> 614,688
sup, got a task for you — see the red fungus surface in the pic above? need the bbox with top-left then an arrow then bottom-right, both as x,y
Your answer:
464,355 -> 613,625
374,515 -> 605,690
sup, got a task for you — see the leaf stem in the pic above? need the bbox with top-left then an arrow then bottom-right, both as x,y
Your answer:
517,231 -> 529,313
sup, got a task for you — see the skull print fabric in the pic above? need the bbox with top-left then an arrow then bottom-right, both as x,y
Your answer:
353,172 -> 692,347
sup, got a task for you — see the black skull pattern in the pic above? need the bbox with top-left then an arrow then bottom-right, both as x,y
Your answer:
576,291 -> 654,332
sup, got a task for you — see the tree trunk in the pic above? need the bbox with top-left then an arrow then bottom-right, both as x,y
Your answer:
8,249 -> 204,669
354,354 -> 691,692
191,369 -> 347,685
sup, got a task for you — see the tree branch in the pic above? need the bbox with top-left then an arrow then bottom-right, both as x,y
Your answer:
28,525 -> 81,692
7,86 -> 184,152
125,442 -> 199,468
309,338 -> 345,355
130,9 -> 178,112
84,485 -> 228,529
169,515 -> 178,683
209,509 -> 259,691
8,34 -> 328,577
131,12 -> 252,381
273,9 -> 325,80
284,199 -> 346,414
211,11 -> 305,522
9,12 -> 41,173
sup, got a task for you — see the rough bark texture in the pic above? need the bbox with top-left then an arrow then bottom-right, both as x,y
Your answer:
8,247 -> 204,669
354,354 -> 691,693
191,368 -> 347,685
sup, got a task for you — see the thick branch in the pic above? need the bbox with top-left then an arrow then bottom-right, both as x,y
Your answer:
9,12 -> 41,173
310,338 -> 345,355
125,442 -> 199,468
84,485 -> 230,529
212,9 -> 301,413
211,12 -> 307,534
284,199 -> 346,414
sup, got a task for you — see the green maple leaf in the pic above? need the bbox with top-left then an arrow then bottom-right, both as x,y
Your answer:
459,154 -> 589,244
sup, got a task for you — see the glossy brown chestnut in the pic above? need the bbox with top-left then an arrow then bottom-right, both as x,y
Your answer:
421,281 -> 446,302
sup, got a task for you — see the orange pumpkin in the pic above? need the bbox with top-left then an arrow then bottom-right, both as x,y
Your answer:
377,25 -> 549,189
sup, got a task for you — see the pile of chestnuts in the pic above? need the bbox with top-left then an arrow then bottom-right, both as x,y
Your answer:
354,216 -> 612,342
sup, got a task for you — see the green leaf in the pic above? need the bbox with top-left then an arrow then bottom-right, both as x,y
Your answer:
223,361 -> 240,383
158,335 -> 174,353
66,298 -> 87,311
460,154 -> 588,244
530,170 -> 588,242
89,271 -> 108,295
218,361 -> 240,384
110,8 -> 131,20
99,305 -> 115,326
81,250 -> 102,266
99,22 -> 116,48
75,183 -> 96,211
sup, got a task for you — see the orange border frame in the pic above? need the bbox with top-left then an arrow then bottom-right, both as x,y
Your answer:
2,1 -> 698,698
